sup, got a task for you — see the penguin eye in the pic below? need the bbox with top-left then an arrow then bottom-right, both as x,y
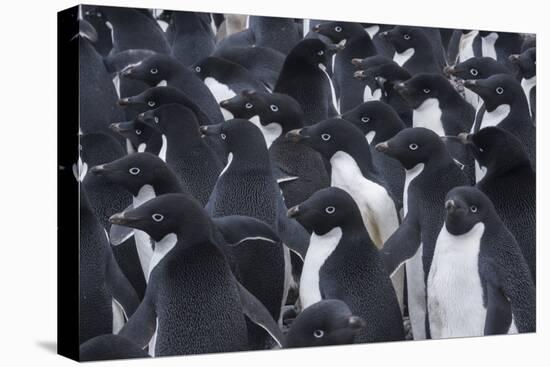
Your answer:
195,66 -> 201,72
423,88 -> 431,94
317,50 -> 324,56
147,100 -> 156,107
270,104 -> 279,112
334,26 -> 342,32
152,213 -> 164,222
409,143 -> 418,150
403,34 -> 411,40
325,206 -> 336,214
150,68 -> 158,74
470,205 -> 478,213
361,116 -> 370,123
245,102 -> 253,109
495,87 -> 504,95
221,133 -> 227,140
470,68 -> 478,76
321,133 -> 331,141
135,129 -> 142,135
129,167 -> 140,175
313,330 -> 324,338
154,116 -> 159,123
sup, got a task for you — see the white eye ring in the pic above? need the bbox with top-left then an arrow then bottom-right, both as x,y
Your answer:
148,100 -> 156,107
270,104 -> 279,112
321,133 -> 331,141
325,206 -> 336,214
403,34 -> 410,40
313,330 -> 324,338
195,66 -> 201,72
409,143 -> 418,150
470,205 -> 478,213
135,129 -> 142,135
150,68 -> 158,74
129,167 -> 140,175
361,116 -> 370,123
221,133 -> 227,140
154,116 -> 159,123
152,213 -> 164,222
245,102 -> 253,109
317,50 -> 324,56
335,26 -> 342,32
470,68 -> 478,76
496,87 -> 504,95
423,88 -> 430,94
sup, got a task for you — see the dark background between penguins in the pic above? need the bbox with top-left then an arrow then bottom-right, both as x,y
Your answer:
70,3 -> 536,361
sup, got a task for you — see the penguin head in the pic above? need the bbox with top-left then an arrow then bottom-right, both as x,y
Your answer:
444,57 -> 509,80
288,187 -> 364,235
287,38 -> 343,67
375,127 -> 447,169
120,54 -> 176,85
458,127 -> 530,173
219,91 -> 258,120
444,186 -> 497,235
200,119 -> 269,156
379,26 -> 427,53
312,21 -> 365,43
509,47 -> 536,79
109,193 -> 212,243
90,152 -> 169,196
394,73 -> 454,109
137,103 -> 200,135
285,118 -> 365,159
193,57 -> 235,80
286,299 -> 365,348
118,86 -> 169,110
463,74 -> 523,111
341,101 -> 405,143
109,119 -> 159,149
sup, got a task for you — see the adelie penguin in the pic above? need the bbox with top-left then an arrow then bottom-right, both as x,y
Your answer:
478,31 -> 522,63
110,194 -> 285,356
510,47 -> 536,122
375,127 -> 469,340
220,90 -> 330,208
288,187 -> 405,343
247,15 -> 302,54
458,128 -> 536,282
168,11 -> 216,67
312,21 -> 377,112
110,119 -> 164,158
274,38 -> 344,124
427,186 -> 535,338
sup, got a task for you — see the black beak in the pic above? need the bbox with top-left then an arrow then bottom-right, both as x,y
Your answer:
312,24 -> 320,32
445,199 -> 457,213
90,164 -> 107,175
457,132 -> 471,145
121,66 -> 133,77
109,212 -> 140,226
219,100 -> 230,108
109,121 -> 134,133
379,31 -> 389,38
443,65 -> 455,76
393,82 -> 407,93
287,205 -> 300,218
509,54 -> 520,63
375,141 -> 389,153
285,128 -> 307,142
354,70 -> 367,79
118,97 -> 130,106
463,79 -> 477,89
348,316 -> 366,331
351,58 -> 363,67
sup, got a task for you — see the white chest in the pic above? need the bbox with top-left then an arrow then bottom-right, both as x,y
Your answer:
318,63 -> 340,114
300,227 -> 342,309
365,131 -> 376,145
412,98 -> 445,136
458,30 -> 479,62
365,25 -> 379,39
147,233 -> 177,281
428,223 -> 486,338
481,32 -> 499,60
330,151 -> 398,247
521,76 -> 536,117
248,115 -> 282,149
480,104 -> 510,129
393,48 -> 415,66
403,163 -> 424,215
204,77 -> 236,120
363,84 -> 382,102
133,185 -> 156,278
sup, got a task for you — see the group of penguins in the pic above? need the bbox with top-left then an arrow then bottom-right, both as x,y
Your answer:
72,5 -> 537,361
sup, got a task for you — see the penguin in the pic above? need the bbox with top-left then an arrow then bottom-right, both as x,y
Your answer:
219,90 -> 330,208
81,5 -> 113,57
464,74 -> 535,168
248,15 -> 302,54
110,119 -> 164,157
447,29 -> 482,64
110,193 -> 284,356
350,55 -> 388,103
375,127 -> 469,340
288,187 -> 405,343
79,188 -> 139,344
119,54 -> 225,124
361,23 -> 395,57
168,11 -> 216,67
510,47 -> 536,121
458,128 -> 536,282
379,26 -> 443,75
193,57 -> 270,120
214,46 -> 286,90
286,300 -> 365,348
341,101 -> 406,207
312,21 -> 377,112
135,104 -> 223,206
79,334 -> 150,361
478,31 -> 522,63
274,38 -> 344,124
428,186 -> 535,338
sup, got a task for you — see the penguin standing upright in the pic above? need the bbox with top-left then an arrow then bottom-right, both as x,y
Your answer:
428,186 -> 535,338
375,128 -> 469,340
288,187 -> 405,343
510,47 -> 536,121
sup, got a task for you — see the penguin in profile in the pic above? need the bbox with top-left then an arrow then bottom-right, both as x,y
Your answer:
428,186 -> 535,338
120,54 -> 224,124
312,21 -> 377,112
288,187 -> 405,342
168,11 -> 216,67
274,38 -> 344,124
193,57 -> 269,119
510,47 -> 536,121
111,194 -> 284,356
286,299 -> 366,348
375,127 -> 469,339
458,128 -> 535,282
219,90 -> 330,208
341,101 -> 406,207
79,334 -> 150,361
110,119 -> 164,158
464,74 -> 535,168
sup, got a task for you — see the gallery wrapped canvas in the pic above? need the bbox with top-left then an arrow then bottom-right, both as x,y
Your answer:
57,3 -> 536,362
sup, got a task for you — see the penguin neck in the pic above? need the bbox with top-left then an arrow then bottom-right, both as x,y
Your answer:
161,120 -> 202,148
227,141 -> 271,170
420,146 -> 455,172
482,154 -> 532,182
152,168 -> 187,196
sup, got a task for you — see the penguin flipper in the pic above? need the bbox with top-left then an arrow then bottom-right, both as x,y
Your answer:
213,215 -> 281,246
276,197 -> 309,260
119,295 -> 157,349
105,252 -> 140,319
484,280 -> 513,335
381,215 -> 421,276
236,280 -> 286,348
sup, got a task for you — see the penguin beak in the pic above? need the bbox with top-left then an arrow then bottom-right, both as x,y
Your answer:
200,124 -> 223,137
121,66 -> 134,77
136,113 -> 146,123
443,65 -> 455,76
219,100 -> 230,108
351,58 -> 363,67
457,132 -> 472,145
90,164 -> 107,175
445,199 -> 456,212
109,121 -> 135,133
285,128 -> 308,142
393,82 -> 408,93
312,24 -> 320,32
375,141 -> 390,153
109,212 -> 140,226
379,31 -> 389,39
287,205 -> 301,218
509,54 -> 520,63
354,70 -> 367,80
348,316 -> 366,331
118,97 -> 130,106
